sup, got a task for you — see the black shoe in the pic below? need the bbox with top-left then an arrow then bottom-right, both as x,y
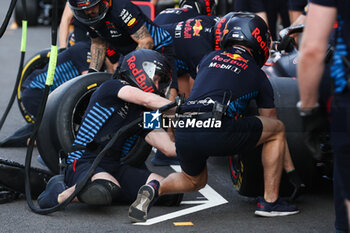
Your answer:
151,150 -> 179,166
37,175 -> 66,208
128,180 -> 159,223
255,196 -> 299,217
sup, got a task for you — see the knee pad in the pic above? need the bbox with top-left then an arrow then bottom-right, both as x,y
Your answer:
77,179 -> 121,206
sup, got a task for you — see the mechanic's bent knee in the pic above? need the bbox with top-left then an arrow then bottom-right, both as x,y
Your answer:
184,169 -> 207,191
276,119 -> 285,133
77,179 -> 121,205
269,119 -> 286,139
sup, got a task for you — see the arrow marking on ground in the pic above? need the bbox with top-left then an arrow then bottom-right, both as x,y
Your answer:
134,165 -> 228,225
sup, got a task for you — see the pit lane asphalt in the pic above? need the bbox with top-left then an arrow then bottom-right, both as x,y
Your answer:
0,6 -> 335,233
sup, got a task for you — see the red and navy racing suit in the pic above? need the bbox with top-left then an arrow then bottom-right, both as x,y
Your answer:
69,18 -> 121,64
68,18 -> 90,46
76,0 -> 178,90
161,15 -> 219,78
21,41 -> 91,118
154,5 -> 200,25
175,46 -> 274,176
65,79 -> 153,203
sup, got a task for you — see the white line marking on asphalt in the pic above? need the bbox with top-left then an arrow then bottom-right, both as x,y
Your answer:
134,165 -> 228,225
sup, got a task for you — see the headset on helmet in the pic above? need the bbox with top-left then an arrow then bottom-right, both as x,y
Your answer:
220,12 -> 272,67
118,49 -> 172,96
179,0 -> 216,15
68,0 -> 110,26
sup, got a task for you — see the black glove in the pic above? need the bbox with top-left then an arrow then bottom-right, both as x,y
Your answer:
277,36 -> 295,53
175,94 -> 185,107
297,102 -> 328,160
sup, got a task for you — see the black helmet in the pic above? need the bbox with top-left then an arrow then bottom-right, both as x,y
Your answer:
118,49 -> 172,96
179,0 -> 216,15
220,12 -> 271,67
68,0 -> 110,26
213,12 -> 235,51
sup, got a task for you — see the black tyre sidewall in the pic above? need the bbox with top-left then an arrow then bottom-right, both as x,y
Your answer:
14,0 -> 39,26
38,73 -> 152,173
17,49 -> 51,123
37,73 -> 112,173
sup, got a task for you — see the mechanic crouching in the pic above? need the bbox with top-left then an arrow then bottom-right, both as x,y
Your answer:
0,41 -> 120,148
129,13 -> 304,222
37,49 -> 182,208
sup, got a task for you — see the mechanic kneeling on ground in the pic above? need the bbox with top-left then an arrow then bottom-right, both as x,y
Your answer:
0,42 -> 92,148
129,13 -> 304,222
0,41 -> 120,148
37,49 -> 182,208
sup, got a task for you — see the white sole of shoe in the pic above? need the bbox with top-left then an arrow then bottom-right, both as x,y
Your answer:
128,185 -> 154,223
254,210 -> 300,217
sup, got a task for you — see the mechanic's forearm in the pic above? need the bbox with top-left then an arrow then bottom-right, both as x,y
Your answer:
297,48 -> 324,108
143,93 -> 174,112
58,26 -> 69,48
58,3 -> 73,48
145,129 -> 176,157
136,39 -> 154,50
90,38 -> 107,71
298,3 -> 337,109
131,25 -> 154,50
118,86 -> 176,114
139,91 -> 177,114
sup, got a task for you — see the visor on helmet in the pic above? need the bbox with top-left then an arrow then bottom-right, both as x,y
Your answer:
118,49 -> 172,96
69,0 -> 109,26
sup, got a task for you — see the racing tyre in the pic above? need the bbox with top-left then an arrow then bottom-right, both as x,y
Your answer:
17,49 -> 50,123
17,48 -> 65,123
37,73 -> 151,173
14,0 -> 40,26
229,77 -> 316,197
